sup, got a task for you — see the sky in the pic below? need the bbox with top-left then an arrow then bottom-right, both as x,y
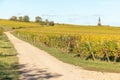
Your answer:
0,0 -> 120,26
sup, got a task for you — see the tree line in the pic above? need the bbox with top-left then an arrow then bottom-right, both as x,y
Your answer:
10,16 -> 54,26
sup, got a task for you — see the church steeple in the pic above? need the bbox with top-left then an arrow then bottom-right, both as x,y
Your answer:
98,17 -> 102,26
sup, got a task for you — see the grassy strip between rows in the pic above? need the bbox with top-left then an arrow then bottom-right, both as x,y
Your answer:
0,34 -> 18,80
12,32 -> 120,73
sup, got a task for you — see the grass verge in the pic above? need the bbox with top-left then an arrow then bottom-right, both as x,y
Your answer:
0,34 -> 18,80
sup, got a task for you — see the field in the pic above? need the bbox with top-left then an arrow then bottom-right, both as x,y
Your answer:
11,24 -> 120,72
0,32 -> 18,80
1,19 -> 120,72
12,25 -> 120,61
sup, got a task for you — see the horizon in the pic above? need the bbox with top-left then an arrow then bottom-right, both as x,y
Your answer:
0,0 -> 120,26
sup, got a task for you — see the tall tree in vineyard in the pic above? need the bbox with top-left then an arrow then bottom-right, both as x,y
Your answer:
10,16 -> 17,21
18,16 -> 23,22
45,19 -> 49,26
98,17 -> 102,26
35,16 -> 42,23
49,21 -> 55,26
23,15 -> 30,22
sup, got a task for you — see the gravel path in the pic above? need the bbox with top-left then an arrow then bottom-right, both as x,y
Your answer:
5,32 -> 120,80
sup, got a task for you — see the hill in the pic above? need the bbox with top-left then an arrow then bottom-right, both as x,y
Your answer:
0,19 -> 41,30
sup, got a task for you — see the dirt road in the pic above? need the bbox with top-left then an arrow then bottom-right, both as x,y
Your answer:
5,32 -> 120,80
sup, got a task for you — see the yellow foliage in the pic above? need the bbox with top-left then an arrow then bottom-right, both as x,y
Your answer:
0,19 -> 41,28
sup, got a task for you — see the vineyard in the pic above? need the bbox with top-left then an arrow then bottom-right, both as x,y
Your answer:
12,25 -> 120,63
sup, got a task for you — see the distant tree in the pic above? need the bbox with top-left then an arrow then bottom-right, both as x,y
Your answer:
35,16 -> 42,23
23,15 -> 30,22
49,21 -> 55,26
18,16 -> 23,22
45,19 -> 49,25
10,16 -> 17,21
